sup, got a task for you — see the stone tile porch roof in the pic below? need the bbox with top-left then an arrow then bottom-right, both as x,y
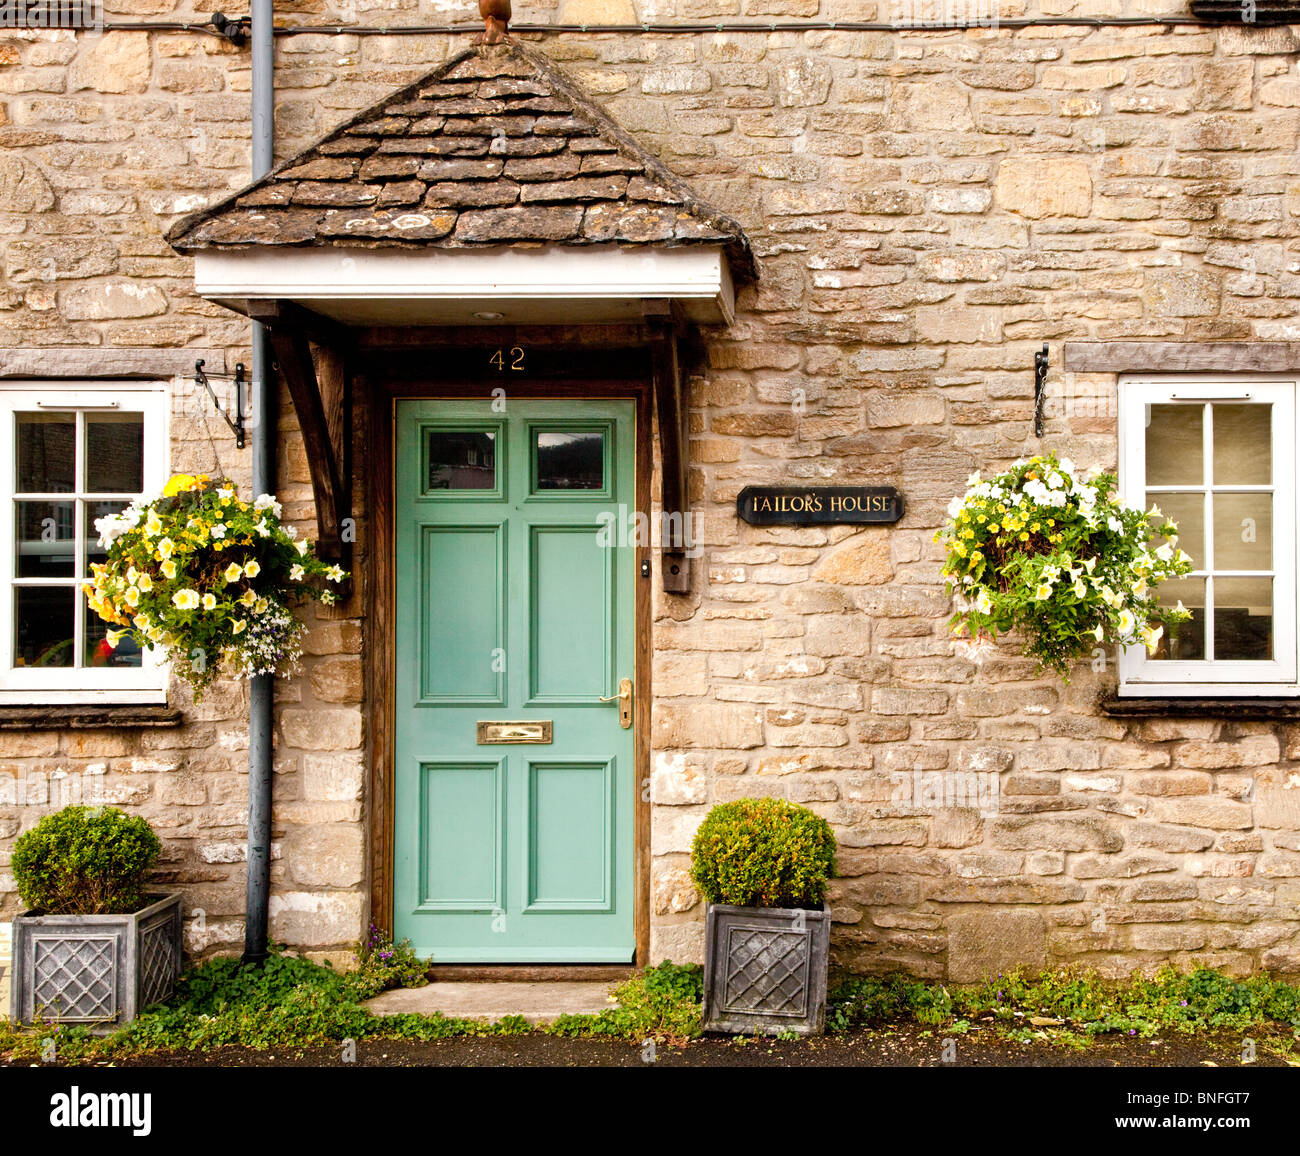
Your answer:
166,40 -> 757,285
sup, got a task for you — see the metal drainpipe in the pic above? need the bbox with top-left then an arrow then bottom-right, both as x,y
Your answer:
243,0 -> 276,965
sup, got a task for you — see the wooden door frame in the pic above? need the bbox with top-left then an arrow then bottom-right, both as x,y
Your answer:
361,327 -> 654,971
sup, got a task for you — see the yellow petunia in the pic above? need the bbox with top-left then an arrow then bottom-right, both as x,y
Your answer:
163,473 -> 210,497
244,559 -> 261,578
161,560 -> 177,579
223,562 -> 242,584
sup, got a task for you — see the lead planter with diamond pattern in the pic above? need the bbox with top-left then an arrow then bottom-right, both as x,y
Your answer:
703,901 -> 830,1036
11,893 -> 182,1030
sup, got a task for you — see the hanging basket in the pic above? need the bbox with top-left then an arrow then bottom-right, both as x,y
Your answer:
84,473 -> 346,694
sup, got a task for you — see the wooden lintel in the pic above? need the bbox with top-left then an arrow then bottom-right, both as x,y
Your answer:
647,309 -> 690,594
247,300 -> 352,580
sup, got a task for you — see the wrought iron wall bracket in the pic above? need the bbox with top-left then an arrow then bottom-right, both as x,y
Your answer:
1033,343 -> 1049,438
646,300 -> 691,594
194,359 -> 247,449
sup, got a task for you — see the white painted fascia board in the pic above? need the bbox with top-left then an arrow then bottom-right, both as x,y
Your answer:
193,244 -> 735,325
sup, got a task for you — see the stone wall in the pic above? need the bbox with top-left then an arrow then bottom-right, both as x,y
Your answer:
2,1 -> 1300,977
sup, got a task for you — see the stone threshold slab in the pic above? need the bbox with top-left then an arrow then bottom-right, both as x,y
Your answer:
363,980 -> 616,1024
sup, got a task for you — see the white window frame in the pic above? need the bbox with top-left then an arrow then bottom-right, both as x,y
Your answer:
1118,374 -> 1298,697
0,381 -> 170,705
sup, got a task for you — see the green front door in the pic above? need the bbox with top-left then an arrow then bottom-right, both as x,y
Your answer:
394,399 -> 637,962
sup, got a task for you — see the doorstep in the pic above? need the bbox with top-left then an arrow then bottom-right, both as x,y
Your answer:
363,981 -> 616,1025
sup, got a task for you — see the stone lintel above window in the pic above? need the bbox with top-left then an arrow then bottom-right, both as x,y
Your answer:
1064,342 -> 1300,375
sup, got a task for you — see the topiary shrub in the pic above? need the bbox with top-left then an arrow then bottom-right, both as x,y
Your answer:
11,805 -> 161,915
689,797 -> 836,910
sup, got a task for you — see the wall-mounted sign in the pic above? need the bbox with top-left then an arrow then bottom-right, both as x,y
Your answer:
737,486 -> 904,526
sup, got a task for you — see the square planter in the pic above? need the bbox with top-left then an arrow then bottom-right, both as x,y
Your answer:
703,901 -> 831,1036
10,892 -> 183,1030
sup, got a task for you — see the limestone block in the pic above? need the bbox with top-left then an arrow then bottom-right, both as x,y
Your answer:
894,83 -> 972,131
946,911 -> 1046,982
652,751 -> 708,805
649,918 -> 705,965
280,709 -> 364,752
268,890 -> 365,947
309,656 -> 363,703
68,32 -> 151,96
652,862 -> 700,915
62,282 -> 167,321
0,155 -> 54,213
812,531 -> 892,585
652,702 -> 764,749
996,158 -> 1092,218
287,826 -> 365,888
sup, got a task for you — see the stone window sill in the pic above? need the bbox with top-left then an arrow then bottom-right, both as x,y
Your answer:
1101,697 -> 1300,721
0,706 -> 183,731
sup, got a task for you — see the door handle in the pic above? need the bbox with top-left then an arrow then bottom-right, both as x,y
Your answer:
598,677 -> 633,729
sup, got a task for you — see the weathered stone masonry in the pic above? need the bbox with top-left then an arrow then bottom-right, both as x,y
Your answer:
2,1 -> 1300,980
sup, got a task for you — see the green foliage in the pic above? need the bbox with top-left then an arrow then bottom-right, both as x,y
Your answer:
11,805 -> 161,915
3,959 -> 1298,1062
550,961 -> 704,1043
937,453 -> 1192,677
346,924 -> 431,1000
689,797 -> 836,909
826,966 -> 1300,1044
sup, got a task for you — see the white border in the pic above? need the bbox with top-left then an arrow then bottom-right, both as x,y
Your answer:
1118,373 -> 1299,697
0,381 -> 170,705
193,244 -> 736,325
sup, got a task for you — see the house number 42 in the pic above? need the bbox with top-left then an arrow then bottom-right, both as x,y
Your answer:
490,347 -> 525,372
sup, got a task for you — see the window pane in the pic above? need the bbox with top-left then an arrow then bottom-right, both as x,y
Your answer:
83,499 -> 127,576
1213,404 -> 1270,485
536,430 -> 604,491
16,500 -> 74,578
85,593 -> 141,668
1152,493 -> 1203,570
1213,493 -> 1272,572
14,586 -> 75,668
1151,576 -> 1205,661
1214,577 -> 1272,661
86,413 -> 144,493
16,413 -> 75,493
1146,404 -> 1203,486
427,431 -> 496,490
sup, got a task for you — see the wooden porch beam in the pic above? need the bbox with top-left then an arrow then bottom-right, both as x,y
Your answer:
246,300 -> 352,574
646,300 -> 690,594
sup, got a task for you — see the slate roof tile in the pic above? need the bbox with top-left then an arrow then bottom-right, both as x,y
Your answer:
166,40 -> 756,284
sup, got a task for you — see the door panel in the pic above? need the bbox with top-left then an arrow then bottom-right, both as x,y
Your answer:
394,399 -> 636,963
418,761 -> 504,911
526,759 -> 614,911
419,524 -> 505,704
530,524 -> 611,701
